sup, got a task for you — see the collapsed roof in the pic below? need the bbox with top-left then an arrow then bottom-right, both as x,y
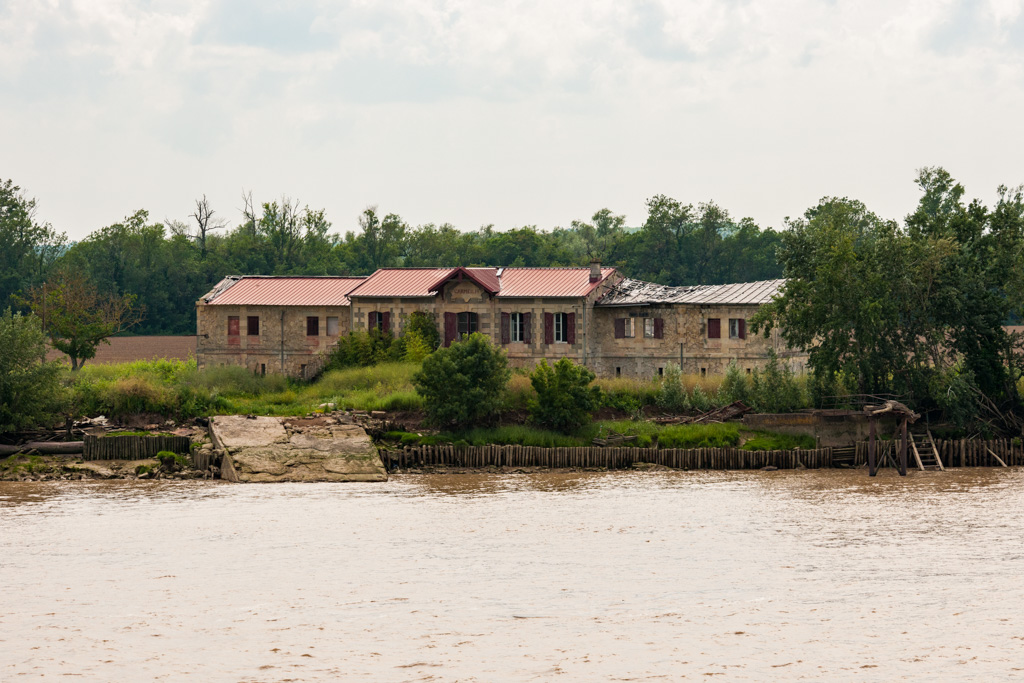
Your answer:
597,278 -> 785,307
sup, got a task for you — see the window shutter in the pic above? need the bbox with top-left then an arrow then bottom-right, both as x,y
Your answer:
368,311 -> 378,330
567,312 -> 576,345
382,311 -> 391,334
523,312 -> 532,343
227,316 -> 239,336
544,312 -> 554,345
654,317 -> 664,339
501,312 -> 511,345
707,318 -> 721,339
444,312 -> 457,347
614,318 -> 625,339
738,319 -> 746,340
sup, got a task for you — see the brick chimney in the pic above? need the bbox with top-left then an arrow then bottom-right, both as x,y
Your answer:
589,260 -> 601,283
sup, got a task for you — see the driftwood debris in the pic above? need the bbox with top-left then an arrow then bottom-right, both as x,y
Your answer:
653,401 -> 752,425
0,441 -> 85,456
863,400 -> 919,422
592,431 -> 638,447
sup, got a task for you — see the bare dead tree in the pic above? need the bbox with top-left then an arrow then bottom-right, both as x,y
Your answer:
191,194 -> 224,258
241,189 -> 258,238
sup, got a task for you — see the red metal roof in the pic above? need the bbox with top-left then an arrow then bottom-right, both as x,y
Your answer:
349,267 -> 616,298
427,267 -> 500,294
203,276 -> 367,307
347,268 -> 455,297
496,267 -> 616,297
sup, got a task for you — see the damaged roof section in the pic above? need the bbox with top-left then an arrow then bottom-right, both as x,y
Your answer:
597,278 -> 785,307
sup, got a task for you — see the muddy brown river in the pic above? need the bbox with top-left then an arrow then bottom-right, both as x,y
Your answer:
2,469 -> 1023,681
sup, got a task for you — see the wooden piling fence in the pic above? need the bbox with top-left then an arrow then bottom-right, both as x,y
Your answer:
852,438 -> 1022,468
379,445 -> 835,471
83,434 -> 192,462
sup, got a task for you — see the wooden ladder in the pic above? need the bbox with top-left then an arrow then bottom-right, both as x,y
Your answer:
910,431 -> 945,471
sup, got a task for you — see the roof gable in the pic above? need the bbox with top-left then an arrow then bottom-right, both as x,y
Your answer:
427,267 -> 500,295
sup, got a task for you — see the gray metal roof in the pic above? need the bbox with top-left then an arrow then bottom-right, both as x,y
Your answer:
597,278 -> 785,306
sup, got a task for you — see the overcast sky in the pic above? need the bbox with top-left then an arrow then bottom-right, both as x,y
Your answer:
3,0 -> 1023,240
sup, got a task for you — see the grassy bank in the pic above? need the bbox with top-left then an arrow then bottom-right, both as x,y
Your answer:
73,359 -> 423,419
71,359 -> 744,421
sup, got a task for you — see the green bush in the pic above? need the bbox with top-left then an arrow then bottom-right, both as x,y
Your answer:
656,363 -> 689,413
931,366 -> 981,431
156,450 -> 189,471
528,358 -> 601,433
403,330 -> 434,363
690,384 -> 713,412
404,311 -> 440,350
719,361 -> 750,405
0,309 -> 63,432
749,350 -> 805,413
413,333 -> 510,428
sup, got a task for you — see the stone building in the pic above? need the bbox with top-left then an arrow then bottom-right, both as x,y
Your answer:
195,266 -> 809,378
592,278 -> 807,377
196,275 -> 365,376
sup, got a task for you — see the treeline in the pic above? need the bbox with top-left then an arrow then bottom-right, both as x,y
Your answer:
0,184 -> 784,334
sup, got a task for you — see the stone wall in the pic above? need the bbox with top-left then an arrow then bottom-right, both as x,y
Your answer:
589,304 -> 808,379
196,303 -> 351,376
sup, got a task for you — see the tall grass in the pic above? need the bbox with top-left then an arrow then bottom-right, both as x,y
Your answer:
71,359 -> 423,419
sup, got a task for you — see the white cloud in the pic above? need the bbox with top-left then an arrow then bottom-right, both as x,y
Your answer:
2,0 -> 1023,240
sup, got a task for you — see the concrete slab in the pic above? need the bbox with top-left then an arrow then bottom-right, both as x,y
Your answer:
210,416 -> 387,483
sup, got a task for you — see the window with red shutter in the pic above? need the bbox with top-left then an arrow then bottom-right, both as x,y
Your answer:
368,311 -> 379,330
614,318 -> 625,339
566,313 -> 576,345
707,318 -> 721,339
738,318 -> 746,340
227,316 -> 239,336
382,311 -> 391,334
501,312 -> 511,344
654,317 -> 664,339
544,313 -> 554,345
443,312 -> 457,346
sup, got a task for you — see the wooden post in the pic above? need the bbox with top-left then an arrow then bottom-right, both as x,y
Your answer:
898,418 -> 908,476
868,418 -> 877,476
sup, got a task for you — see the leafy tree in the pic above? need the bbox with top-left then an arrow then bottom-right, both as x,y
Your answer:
25,271 -> 143,370
755,169 -> 1024,428
413,333 -> 510,428
528,358 -> 602,433
0,309 -> 62,432
0,179 -> 67,311
751,197 -> 934,397
656,363 -> 689,412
